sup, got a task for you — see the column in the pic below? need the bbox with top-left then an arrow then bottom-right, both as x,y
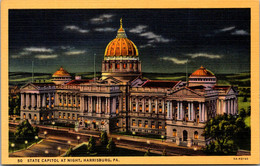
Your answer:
88,96 -> 92,113
48,93 -> 51,108
31,94 -> 36,108
66,93 -> 68,105
42,94 -> 46,107
202,103 -> 205,122
105,98 -> 108,114
107,97 -> 111,114
222,100 -> 226,114
227,99 -> 230,114
188,102 -> 191,121
142,98 -> 145,113
149,98 -> 152,113
37,94 -> 41,108
26,93 -> 29,108
177,101 -> 180,120
199,102 -> 202,122
180,101 -> 183,120
162,99 -> 165,114
155,98 -> 158,114
21,93 -> 24,108
136,98 -> 139,112
80,96 -> 84,112
99,97 -> 102,113
191,102 -> 194,121
75,95 -> 78,107
204,103 -> 207,121
170,101 -> 173,119
167,101 -> 170,119
112,97 -> 116,113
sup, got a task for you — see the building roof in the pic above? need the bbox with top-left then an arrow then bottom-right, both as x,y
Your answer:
32,82 -> 56,86
141,80 -> 179,88
52,66 -> 71,77
213,85 -> 231,91
104,19 -> 138,57
188,85 -> 205,90
190,66 -> 215,77
66,79 -> 91,85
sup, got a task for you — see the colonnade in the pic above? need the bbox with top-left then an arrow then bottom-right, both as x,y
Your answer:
21,92 -> 55,110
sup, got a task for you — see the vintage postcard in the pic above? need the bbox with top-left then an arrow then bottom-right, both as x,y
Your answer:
1,0 -> 259,165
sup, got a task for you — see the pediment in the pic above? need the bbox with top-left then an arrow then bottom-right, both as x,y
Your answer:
21,83 -> 39,91
101,76 -> 122,84
226,87 -> 236,95
170,87 -> 203,98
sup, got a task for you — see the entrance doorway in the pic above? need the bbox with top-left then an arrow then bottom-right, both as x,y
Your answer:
183,130 -> 188,141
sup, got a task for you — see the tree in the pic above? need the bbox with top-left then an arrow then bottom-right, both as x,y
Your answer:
100,131 -> 108,146
162,148 -> 167,156
14,119 -> 39,143
243,96 -> 247,102
239,108 -> 247,119
144,148 -> 151,156
106,138 -> 116,154
203,114 -> 239,155
87,136 -> 96,153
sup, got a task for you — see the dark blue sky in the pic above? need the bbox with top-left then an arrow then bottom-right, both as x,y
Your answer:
9,9 -> 250,74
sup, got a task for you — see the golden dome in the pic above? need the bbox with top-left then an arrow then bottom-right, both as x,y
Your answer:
190,66 -> 215,77
104,18 -> 138,57
52,66 -> 71,77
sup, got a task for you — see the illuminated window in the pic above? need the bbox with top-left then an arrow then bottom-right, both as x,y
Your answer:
158,122 -> 162,129
116,64 -> 120,69
72,114 -> 75,120
116,120 -> 119,127
194,131 -> 199,139
34,115 -> 37,120
59,103 -> 62,106
41,117 -> 43,120
101,121 -> 105,125
116,109 -> 118,114
47,116 -> 49,119
23,114 -> 26,119
159,105 -> 162,113
145,105 -> 149,112
138,120 -> 142,127
132,119 -> 136,126
129,63 -> 133,69
152,105 -> 155,113
139,105 -> 142,112
110,63 -> 112,69
151,121 -> 155,129
47,105 -> 49,108
173,129 -> 177,137
68,113 -> 70,119
51,97 -> 54,100
145,121 -> 148,128
133,104 -> 136,111
77,114 -> 80,120
123,123 -> 126,127
63,113 -> 66,119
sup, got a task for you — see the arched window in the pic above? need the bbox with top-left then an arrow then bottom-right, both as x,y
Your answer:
194,131 -> 199,139
123,63 -> 127,69
34,114 -> 37,120
29,114 -> 32,119
23,113 -> 26,119
172,129 -> 177,137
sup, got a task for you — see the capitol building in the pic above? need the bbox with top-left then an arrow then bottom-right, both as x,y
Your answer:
20,19 -> 238,147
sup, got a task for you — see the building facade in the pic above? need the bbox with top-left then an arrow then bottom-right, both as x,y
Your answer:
20,19 -> 238,147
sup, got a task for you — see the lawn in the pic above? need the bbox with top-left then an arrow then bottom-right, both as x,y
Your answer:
9,131 -> 41,152
66,143 -> 159,156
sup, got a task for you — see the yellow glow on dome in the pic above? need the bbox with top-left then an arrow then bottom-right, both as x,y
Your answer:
104,19 -> 138,57
52,66 -> 71,77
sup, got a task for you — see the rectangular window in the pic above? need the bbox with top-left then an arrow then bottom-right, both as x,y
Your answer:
145,105 -> 149,112
138,120 -> 142,127
151,121 -> 155,129
159,105 -> 162,113
139,105 -> 142,112
133,104 -> 136,111
132,119 -> 136,126
152,105 -> 156,113
145,121 -> 148,128
158,122 -> 162,129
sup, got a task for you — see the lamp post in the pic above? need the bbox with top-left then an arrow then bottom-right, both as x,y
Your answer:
44,131 -> 47,139
132,131 -> 136,138
161,135 -> 165,142
57,146 -> 61,156
35,136 -> 38,144
52,121 -> 55,129
24,140 -> 28,149
68,140 -> 71,148
11,143 -> 15,153
45,150 -> 49,155
77,136 -> 80,144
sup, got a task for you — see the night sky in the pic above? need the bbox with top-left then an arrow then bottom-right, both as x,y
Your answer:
9,9 -> 250,74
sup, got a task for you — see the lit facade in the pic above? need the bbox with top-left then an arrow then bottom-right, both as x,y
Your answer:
20,19 -> 238,147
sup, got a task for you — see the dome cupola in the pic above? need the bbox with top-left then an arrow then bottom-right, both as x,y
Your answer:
104,18 -> 138,58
